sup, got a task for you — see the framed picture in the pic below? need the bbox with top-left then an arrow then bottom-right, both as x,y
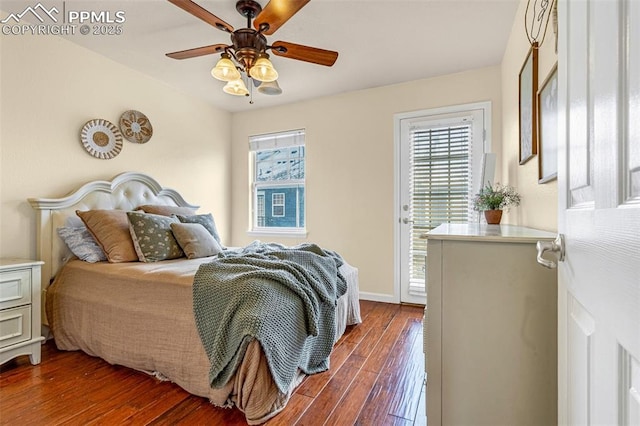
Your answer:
537,63 -> 558,183
519,42 -> 538,165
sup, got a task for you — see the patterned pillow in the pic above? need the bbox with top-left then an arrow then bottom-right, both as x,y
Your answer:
126,211 -> 184,262
170,223 -> 223,259
175,213 -> 223,246
57,226 -> 107,263
76,210 -> 139,263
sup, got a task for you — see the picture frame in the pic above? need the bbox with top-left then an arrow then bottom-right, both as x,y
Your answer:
537,63 -> 558,183
519,42 -> 538,165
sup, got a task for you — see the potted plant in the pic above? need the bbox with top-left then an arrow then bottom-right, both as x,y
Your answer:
472,182 -> 522,224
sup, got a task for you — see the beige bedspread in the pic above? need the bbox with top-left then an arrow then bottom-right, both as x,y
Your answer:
46,257 -> 360,424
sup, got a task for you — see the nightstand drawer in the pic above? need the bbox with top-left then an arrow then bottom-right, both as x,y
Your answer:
0,305 -> 31,349
0,269 -> 31,310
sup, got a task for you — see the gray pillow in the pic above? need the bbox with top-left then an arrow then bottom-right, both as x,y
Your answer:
170,223 -> 222,259
175,213 -> 223,247
137,204 -> 197,217
57,226 -> 107,263
127,211 -> 184,262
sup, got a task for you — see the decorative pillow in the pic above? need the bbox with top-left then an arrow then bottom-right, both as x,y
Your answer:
137,204 -> 197,217
175,213 -> 223,246
76,210 -> 139,263
127,211 -> 184,262
170,223 -> 223,259
57,226 -> 107,263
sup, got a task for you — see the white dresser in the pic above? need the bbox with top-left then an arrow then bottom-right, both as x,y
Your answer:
424,224 -> 557,425
0,259 -> 45,365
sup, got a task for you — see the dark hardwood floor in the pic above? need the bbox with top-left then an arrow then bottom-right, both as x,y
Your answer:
0,301 -> 426,425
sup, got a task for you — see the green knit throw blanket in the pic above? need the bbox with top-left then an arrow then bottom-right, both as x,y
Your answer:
193,242 -> 347,394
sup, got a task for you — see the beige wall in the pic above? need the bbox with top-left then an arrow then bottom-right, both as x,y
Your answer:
0,33 -> 231,259
500,0 -> 558,231
230,66 -> 502,300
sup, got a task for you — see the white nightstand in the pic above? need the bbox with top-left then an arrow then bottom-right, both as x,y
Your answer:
0,259 -> 45,365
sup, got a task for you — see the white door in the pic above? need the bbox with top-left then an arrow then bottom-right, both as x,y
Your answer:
556,0 -> 640,423
395,103 -> 489,304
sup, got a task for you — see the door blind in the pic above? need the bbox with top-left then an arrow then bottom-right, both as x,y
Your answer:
409,121 -> 473,284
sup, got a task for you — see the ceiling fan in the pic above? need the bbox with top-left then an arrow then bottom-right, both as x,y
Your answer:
166,0 -> 339,98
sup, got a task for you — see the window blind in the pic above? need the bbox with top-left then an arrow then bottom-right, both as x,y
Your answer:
409,120 -> 473,284
249,129 -> 305,151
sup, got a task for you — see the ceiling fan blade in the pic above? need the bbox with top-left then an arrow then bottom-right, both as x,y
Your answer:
253,0 -> 310,35
166,44 -> 228,60
271,41 -> 338,66
168,0 -> 234,33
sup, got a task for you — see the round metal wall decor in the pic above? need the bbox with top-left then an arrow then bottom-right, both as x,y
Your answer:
80,119 -> 123,159
119,110 -> 153,144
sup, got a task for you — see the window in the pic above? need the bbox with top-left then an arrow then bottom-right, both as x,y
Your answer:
272,193 -> 285,217
411,120 -> 475,228
410,119 -> 475,284
256,192 -> 265,226
249,129 -> 305,235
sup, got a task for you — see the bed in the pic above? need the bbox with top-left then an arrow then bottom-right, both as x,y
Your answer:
28,172 -> 361,425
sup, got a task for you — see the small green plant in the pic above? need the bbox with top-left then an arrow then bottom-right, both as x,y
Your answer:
473,182 -> 521,211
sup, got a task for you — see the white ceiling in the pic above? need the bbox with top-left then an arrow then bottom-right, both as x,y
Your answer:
4,0 -> 520,112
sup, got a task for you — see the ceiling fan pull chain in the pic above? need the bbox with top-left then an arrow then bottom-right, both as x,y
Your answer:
249,76 -> 254,104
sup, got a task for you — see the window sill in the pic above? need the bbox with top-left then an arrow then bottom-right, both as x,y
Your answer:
247,228 -> 308,238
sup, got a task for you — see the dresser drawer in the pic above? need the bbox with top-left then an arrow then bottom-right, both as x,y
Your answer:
0,269 -> 31,310
0,305 -> 31,349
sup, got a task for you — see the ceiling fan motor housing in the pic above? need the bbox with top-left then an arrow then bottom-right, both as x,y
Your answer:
232,28 -> 268,70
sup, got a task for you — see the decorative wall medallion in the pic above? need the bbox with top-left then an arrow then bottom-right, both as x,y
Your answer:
119,110 -> 153,144
80,119 -> 123,159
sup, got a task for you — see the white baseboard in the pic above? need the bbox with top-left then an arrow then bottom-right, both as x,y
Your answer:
358,291 -> 399,304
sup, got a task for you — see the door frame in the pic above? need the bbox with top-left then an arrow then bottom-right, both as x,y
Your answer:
393,101 -> 493,304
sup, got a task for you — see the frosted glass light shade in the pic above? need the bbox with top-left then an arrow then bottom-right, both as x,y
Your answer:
222,78 -> 249,96
249,55 -> 278,82
211,55 -> 241,81
257,80 -> 282,95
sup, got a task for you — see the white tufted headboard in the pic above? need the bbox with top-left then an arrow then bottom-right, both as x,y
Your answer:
28,172 -> 199,300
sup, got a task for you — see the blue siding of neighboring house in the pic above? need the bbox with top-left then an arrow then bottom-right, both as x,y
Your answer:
260,187 -> 305,227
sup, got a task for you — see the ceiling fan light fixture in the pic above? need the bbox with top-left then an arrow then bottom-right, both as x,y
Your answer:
257,79 -> 282,95
222,78 -> 249,96
211,53 -> 241,81
249,53 -> 278,82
